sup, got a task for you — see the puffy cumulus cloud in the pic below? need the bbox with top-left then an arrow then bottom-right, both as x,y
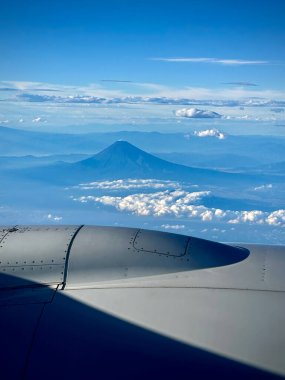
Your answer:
175,107 -> 222,119
73,190 -> 210,217
161,224 -> 185,230
266,210 -> 285,226
77,179 -> 179,191
228,210 -> 285,226
193,129 -> 226,139
73,190 -> 285,227
46,213 -> 63,221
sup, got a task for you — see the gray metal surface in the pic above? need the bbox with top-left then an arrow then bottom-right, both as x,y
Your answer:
64,286 -> 285,376
0,225 -> 284,378
86,244 -> 285,292
0,225 -> 80,288
66,226 -> 248,286
133,228 -> 189,256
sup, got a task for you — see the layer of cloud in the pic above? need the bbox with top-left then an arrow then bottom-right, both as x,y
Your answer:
16,92 -> 285,108
76,179 -> 179,190
0,81 -> 62,92
72,189 -> 285,227
3,78 -> 284,110
73,190 -> 210,216
151,57 -> 269,65
176,107 -> 222,119
3,80 -> 285,126
193,129 -> 226,139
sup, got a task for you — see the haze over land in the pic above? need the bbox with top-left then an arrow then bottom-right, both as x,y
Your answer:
0,0 -> 284,243
0,126 -> 284,244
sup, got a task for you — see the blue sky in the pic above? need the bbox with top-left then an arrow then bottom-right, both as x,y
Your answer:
1,0 -> 285,87
0,0 -> 285,133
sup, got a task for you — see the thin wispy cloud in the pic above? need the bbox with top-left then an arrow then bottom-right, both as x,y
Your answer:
151,57 -> 269,65
223,82 -> 258,87
0,88 -> 21,92
4,80 -> 285,103
100,79 -> 134,83
0,81 -> 63,92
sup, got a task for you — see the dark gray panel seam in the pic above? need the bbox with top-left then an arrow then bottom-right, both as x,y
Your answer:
22,301 -> 47,379
65,286 -> 285,293
184,237 -> 191,256
132,229 -> 190,258
22,285 -> 59,379
62,225 -> 84,290
1,263 -> 64,268
0,224 -> 18,245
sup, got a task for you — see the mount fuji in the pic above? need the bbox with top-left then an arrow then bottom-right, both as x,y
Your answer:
15,140 -> 269,186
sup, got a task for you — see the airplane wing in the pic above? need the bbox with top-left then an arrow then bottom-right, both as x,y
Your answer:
1,225 -> 284,379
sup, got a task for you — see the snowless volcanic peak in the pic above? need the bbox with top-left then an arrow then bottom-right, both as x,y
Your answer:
87,140 -> 153,165
82,141 -> 170,170
175,107 -> 222,119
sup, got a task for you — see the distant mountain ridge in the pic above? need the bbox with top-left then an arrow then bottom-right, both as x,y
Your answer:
14,140 -> 273,186
1,126 -> 285,166
71,140 -> 240,182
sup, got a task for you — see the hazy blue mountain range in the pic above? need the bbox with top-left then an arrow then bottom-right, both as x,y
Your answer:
246,161 -> 285,176
155,153 -> 263,170
1,126 -> 285,166
0,154 -> 88,169
0,128 -> 284,244
7,140 -> 281,189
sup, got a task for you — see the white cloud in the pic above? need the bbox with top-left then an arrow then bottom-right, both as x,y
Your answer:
77,179 -> 179,191
32,117 -> 46,123
194,129 -> 226,139
47,213 -> 63,221
4,79 -> 285,125
151,57 -> 269,65
266,210 -> 285,226
5,78 -> 285,103
161,224 -> 185,230
254,184 -> 273,191
73,190 -> 210,217
73,189 -> 285,227
8,79 -> 285,115
175,107 -> 222,119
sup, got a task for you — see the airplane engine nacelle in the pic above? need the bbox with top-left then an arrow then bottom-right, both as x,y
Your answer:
0,225 -> 249,289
